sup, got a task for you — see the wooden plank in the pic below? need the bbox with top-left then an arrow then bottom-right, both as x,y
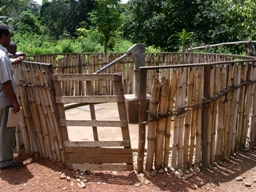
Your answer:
66,163 -> 133,171
64,140 -> 131,147
86,81 -> 98,141
65,147 -> 132,153
56,95 -> 124,103
66,153 -> 133,164
60,119 -> 128,127
53,74 -> 121,81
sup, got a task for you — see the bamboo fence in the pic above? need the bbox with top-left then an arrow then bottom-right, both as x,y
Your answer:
14,52 -> 256,172
142,59 -> 256,171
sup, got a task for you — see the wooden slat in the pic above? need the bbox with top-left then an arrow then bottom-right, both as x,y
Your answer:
56,95 -> 124,103
66,163 -> 133,171
65,148 -> 133,163
64,140 -> 131,147
60,119 -> 128,127
53,74 -> 122,81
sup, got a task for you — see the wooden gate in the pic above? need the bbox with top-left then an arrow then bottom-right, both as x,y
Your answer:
53,73 -> 133,171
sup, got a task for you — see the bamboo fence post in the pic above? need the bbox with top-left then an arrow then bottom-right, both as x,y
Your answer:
207,65 -> 215,166
183,68 -> 194,169
241,63 -> 252,147
145,78 -> 160,171
215,65 -> 227,162
155,77 -> 169,170
231,65 -> 241,154
164,69 -> 178,168
194,67 -> 203,168
177,69 -> 186,169
249,64 -> 256,148
236,63 -> 247,151
223,64 -> 233,160
172,69 -> 182,169
202,65 -> 211,170
137,69 -> 147,173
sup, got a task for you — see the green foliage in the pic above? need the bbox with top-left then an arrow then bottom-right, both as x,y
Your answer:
17,10 -> 41,34
89,0 -> 122,52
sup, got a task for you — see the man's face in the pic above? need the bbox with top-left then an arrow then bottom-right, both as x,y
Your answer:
2,33 -> 11,47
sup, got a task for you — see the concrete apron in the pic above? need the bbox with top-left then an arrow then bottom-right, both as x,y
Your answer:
65,102 -> 148,150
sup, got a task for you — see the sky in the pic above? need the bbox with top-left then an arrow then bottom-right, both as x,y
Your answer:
34,0 -> 129,5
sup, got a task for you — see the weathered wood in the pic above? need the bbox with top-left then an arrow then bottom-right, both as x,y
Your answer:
155,77 -> 169,170
64,140 -> 131,147
145,78 -> 160,171
137,69 -> 147,173
183,68 -> 194,169
60,119 -> 128,127
56,95 -> 124,103
66,163 -> 133,171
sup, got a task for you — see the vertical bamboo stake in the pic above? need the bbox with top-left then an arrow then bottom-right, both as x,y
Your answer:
241,63 -> 252,147
177,69 -> 187,168
249,64 -> 256,148
194,67 -> 203,168
211,65 -> 220,164
183,68 -> 194,169
172,69 -> 182,168
223,64 -> 233,159
207,65 -> 215,166
236,63 -> 247,151
155,77 -> 169,170
215,65 -> 227,162
164,69 -> 178,168
231,65 -> 241,154
145,78 -> 160,171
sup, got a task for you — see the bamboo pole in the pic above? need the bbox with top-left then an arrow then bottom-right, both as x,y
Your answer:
249,65 -> 256,148
164,69 -> 178,168
177,68 -> 187,168
183,68 -> 194,169
155,77 -> 169,170
236,63 -> 247,151
145,78 -> 160,171
194,67 -> 203,168
240,63 -> 253,147
172,69 -> 182,168
215,65 -> 227,162
223,64 -> 233,160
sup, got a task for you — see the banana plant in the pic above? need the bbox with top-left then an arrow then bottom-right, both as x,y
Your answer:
167,29 -> 194,52
0,6 -> 14,24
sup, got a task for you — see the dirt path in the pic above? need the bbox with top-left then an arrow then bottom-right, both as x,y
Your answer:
1,148 -> 256,192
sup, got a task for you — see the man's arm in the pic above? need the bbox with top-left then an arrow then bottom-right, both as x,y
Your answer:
2,80 -> 20,113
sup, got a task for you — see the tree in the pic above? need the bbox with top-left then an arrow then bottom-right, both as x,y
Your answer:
89,0 -> 122,53
40,0 -> 95,39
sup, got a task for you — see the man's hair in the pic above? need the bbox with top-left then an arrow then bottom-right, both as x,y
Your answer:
0,25 -> 10,38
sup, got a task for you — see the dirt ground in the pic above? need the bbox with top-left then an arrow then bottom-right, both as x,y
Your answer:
1,148 -> 256,192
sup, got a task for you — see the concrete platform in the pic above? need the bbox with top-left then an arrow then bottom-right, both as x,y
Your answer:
65,102 -> 148,150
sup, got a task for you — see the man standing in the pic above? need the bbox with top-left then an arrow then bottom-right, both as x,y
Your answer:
0,24 -> 24,169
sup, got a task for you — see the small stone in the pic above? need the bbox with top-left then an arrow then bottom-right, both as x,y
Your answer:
60,173 -> 66,179
139,173 -> 144,178
236,176 -> 243,181
254,179 -> 256,183
171,182 -> 176,186
194,167 -> 200,173
151,171 -> 157,177
245,183 -> 251,187
158,169 -> 165,174
144,180 -> 150,185
66,176 -> 71,181
191,184 -> 198,189
199,181 -> 204,186
145,172 -> 151,178
134,182 -> 142,187
161,182 -> 167,187
76,178 -> 81,182
62,187 -> 67,191
80,181 -> 86,188
83,179 -> 88,183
